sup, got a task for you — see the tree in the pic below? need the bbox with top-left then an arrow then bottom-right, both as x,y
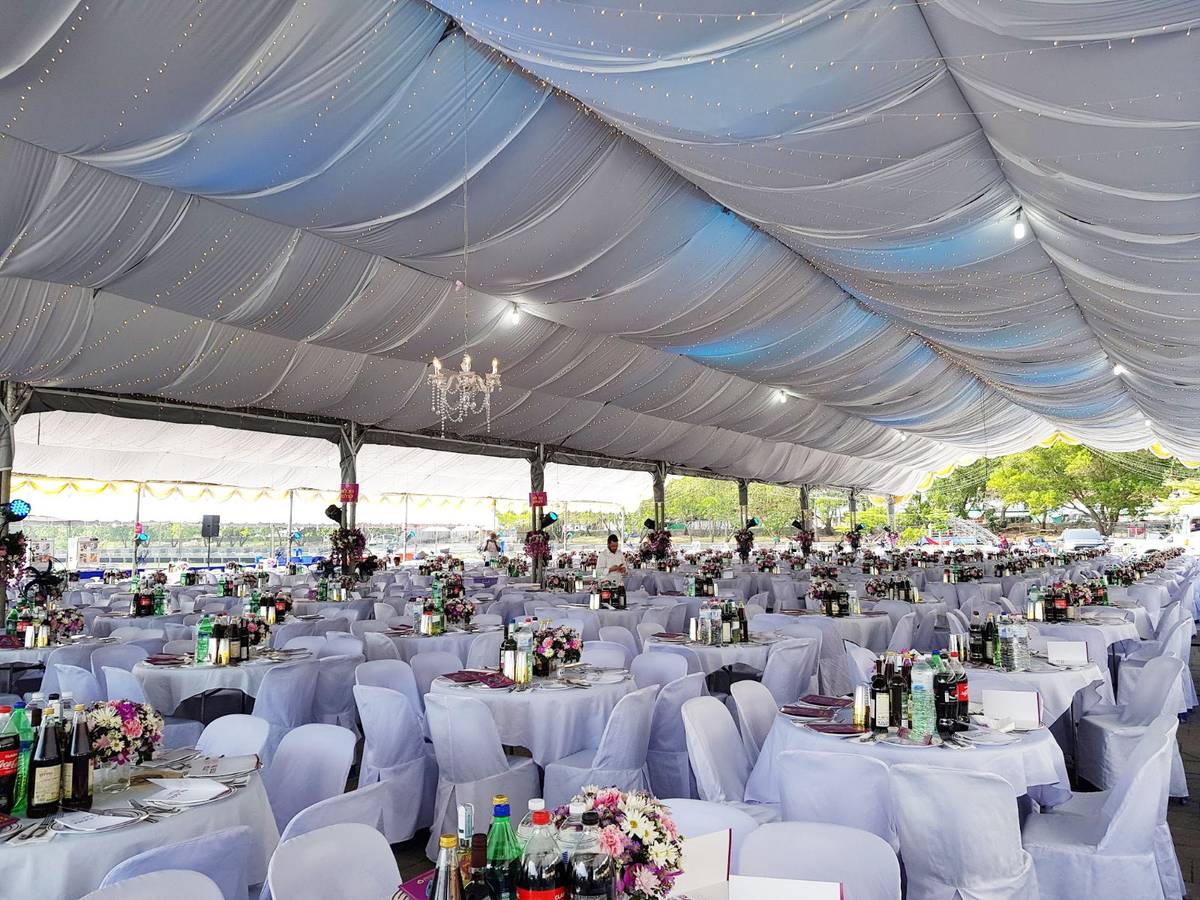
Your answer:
812,496 -> 842,535
984,445 -> 1172,534
925,459 -> 991,519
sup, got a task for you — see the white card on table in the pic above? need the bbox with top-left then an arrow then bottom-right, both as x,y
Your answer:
981,689 -> 1042,731
669,829 -> 731,896
1046,640 -> 1089,666
187,754 -> 259,778
147,777 -> 229,804
729,875 -> 842,900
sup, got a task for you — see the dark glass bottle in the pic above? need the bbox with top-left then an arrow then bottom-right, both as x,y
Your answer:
568,811 -> 615,900
968,612 -> 984,663
516,809 -> 566,900
871,659 -> 890,733
465,834 -> 499,900
228,620 -> 242,666
26,715 -> 62,817
62,704 -> 93,811
933,654 -> 955,736
888,658 -> 905,729
983,614 -> 997,664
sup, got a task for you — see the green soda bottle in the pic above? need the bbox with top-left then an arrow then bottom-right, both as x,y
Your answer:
195,615 -> 213,666
9,703 -> 34,817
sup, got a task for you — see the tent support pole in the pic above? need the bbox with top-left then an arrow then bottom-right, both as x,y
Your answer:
849,488 -> 858,531
652,462 -> 667,530
530,445 -> 546,583
737,479 -> 749,529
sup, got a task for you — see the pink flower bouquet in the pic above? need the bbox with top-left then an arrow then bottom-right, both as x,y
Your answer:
86,700 -> 164,767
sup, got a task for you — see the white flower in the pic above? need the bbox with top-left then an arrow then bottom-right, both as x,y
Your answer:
647,841 -> 672,867
624,813 -> 655,843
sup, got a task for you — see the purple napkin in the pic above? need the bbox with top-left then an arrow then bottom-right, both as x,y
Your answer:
441,670 -> 481,684
805,723 -> 868,735
652,632 -> 687,640
798,694 -> 854,708
476,672 -> 516,689
779,705 -> 830,718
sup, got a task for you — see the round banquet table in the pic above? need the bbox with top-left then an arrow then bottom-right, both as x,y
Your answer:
1035,620 -> 1140,689
644,635 -> 775,675
786,613 -> 893,653
387,627 -> 500,664
745,714 -> 1071,808
429,674 -> 634,765
0,772 -> 278,900
89,614 -> 187,638
291,598 -> 373,620
538,602 -> 649,633
133,656 -> 315,716
963,660 -> 1110,723
0,644 -> 60,667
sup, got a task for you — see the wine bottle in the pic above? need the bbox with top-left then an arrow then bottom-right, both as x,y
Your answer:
516,809 -> 566,900
465,834 -> 499,900
26,715 -> 62,818
870,658 -> 890,733
0,706 -> 18,814
62,704 -> 93,811
431,833 -> 464,900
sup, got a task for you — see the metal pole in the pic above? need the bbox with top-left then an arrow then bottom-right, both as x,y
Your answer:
530,445 -> 546,583
737,479 -> 749,528
887,495 -> 896,530
403,494 -> 409,562
287,489 -> 294,565
849,488 -> 858,531
652,462 -> 667,529
800,484 -> 811,532
133,482 -> 143,575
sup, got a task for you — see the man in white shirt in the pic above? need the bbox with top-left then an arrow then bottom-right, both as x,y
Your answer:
594,533 -> 627,575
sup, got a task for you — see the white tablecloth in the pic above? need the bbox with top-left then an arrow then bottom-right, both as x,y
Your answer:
964,661 -> 1110,723
429,675 -> 634,764
90,615 -> 186,638
0,645 -> 58,666
134,657 -> 310,714
291,598 -> 373,620
387,628 -> 497,664
1033,621 -> 1140,695
645,637 -> 774,675
826,615 -> 893,653
0,773 -> 279,900
745,715 -> 1071,807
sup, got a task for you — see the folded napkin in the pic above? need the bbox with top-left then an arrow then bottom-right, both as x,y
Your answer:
441,670 -> 481,684
798,694 -> 853,708
652,632 -> 687,640
804,722 -> 867,735
476,672 -> 515,689
145,655 -> 187,666
779,705 -> 831,718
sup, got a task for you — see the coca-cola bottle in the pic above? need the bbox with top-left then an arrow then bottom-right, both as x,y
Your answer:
516,809 -> 565,900
568,811 -> 616,900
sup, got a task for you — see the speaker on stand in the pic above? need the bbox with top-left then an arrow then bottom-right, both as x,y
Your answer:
202,515 -> 221,568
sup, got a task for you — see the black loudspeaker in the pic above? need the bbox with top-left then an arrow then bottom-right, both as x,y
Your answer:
201,515 -> 221,538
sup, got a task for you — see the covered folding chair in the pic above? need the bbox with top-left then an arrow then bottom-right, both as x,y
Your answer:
282,637 -> 327,654
103,667 -> 203,749
353,685 -> 436,842
424,693 -> 540,859
319,636 -> 363,659
39,643 -> 100,696
769,576 -> 801,612
737,822 -> 900,900
275,781 -> 389,846
1078,655 -> 1187,798
1023,714 -> 1179,900
355,659 -> 424,721
250,661 -> 319,764
891,763 -> 1038,900
362,631 -> 400,661
85,871 -> 224,900
54,664 -> 104,705
196,715 -> 270,758
759,638 -> 819,705
729,680 -> 777,764
631,651 -> 687,692
410,651 -> 462,708
845,640 -> 878,686
777,750 -> 897,850
681,696 -> 778,824
100,826 -> 252,900
89,643 -> 149,697
263,723 -> 356,833
311,654 -> 363,732
543,685 -> 657,808
647,673 -> 705,800
598,626 -> 638,665
646,642 -> 704,675
664,799 -> 758,869
266,824 -> 400,900
748,613 -> 794,632
580,641 -> 628,669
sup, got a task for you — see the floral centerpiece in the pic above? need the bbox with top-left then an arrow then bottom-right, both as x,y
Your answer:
581,551 -> 598,570
532,624 -> 581,676
959,565 -> 984,582
641,528 -> 672,562
755,550 -> 778,573
555,552 -> 575,570
844,528 -> 863,552
732,527 -> 754,561
47,607 -> 85,641
811,564 -> 839,579
1106,565 -> 1135,586
330,526 -> 367,565
147,570 -> 168,586
545,573 -> 572,591
439,595 -> 474,626
0,531 -> 27,588
553,787 -> 683,900
795,528 -> 815,555
505,556 -> 530,578
86,699 -> 164,790
864,577 -> 888,597
524,530 -> 552,564
624,551 -> 642,569
699,559 -> 724,579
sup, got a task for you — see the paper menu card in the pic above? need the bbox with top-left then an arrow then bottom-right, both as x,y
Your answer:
669,829 -> 731,896
187,754 -> 260,778
146,778 -> 229,804
1046,641 -> 1089,666
981,689 -> 1042,731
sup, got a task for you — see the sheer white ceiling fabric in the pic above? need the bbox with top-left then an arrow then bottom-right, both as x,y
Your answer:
0,1 -> 1193,492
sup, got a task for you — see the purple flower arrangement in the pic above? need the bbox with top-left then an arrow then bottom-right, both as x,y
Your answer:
85,700 -> 164,767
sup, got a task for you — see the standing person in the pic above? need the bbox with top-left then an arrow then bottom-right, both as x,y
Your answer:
594,534 -> 627,575
481,532 -> 501,564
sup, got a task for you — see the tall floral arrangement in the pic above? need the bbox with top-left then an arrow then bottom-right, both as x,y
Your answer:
640,528 -> 672,562
86,700 -> 164,767
733,526 -> 754,560
795,528 -> 815,554
533,624 -> 582,662
553,787 -> 683,900
330,527 -> 367,565
0,531 -> 26,588
845,528 -> 863,551
524,530 -> 551,564
47,607 -> 85,641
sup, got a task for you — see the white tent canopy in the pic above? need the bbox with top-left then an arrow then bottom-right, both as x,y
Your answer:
0,1 -> 1194,493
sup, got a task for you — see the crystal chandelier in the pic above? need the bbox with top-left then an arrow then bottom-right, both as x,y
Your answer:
428,353 -> 501,434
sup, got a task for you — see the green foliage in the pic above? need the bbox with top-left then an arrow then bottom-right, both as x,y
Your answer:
633,477 -> 802,537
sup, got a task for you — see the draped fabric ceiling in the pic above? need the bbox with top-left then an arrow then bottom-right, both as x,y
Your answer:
0,0 -> 1195,496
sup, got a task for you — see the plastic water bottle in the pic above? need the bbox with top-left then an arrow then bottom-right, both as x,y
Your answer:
556,800 -> 589,863
194,615 -> 213,665
910,655 -> 935,739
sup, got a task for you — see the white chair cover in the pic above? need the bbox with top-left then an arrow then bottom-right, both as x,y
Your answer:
542,685 -> 657,808
844,640 -> 878,686
410,651 -> 462,706
354,659 -> 424,724
737,822 -> 901,900
251,661 -> 319,765
760,638 -> 820,705
636,621 -> 664,650
598,626 -> 638,665
100,826 -> 252,900
352,685 -> 436,841
730,680 -> 777,763
196,715 -> 269,758
631,652 -> 687,692
39,643 -> 99,696
886,613 -> 917,652
1078,655 -> 1186,798
473,614 -> 503,628
681,696 -> 778,824
373,602 -> 395,622
769,577 -> 801,612
85,871 -> 224,900
89,643 -> 149,696
270,623 -> 313,649
424,693 -> 540,859
54,664 -> 103,704
263,723 -> 356,833
466,631 -> 503,669
266,824 -> 400,900
104,667 -> 203,749
276,781 -> 388,844
647,643 -> 704,675
749,613 -> 794,632
663,798 -> 758,869
890,763 -> 1039,900
362,631 -> 401,661
647,673 -> 705,800
163,639 -> 196,655
312,654 -> 363,731
319,636 -> 364,659
283,637 -> 327,654
1023,714 -> 1178,900
580,641 -> 628,669
351,621 -> 392,638
777,750 -> 897,850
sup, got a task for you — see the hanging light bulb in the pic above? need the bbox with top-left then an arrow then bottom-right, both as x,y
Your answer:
775,389 -> 787,403
1113,364 -> 1128,376
1012,217 -> 1027,241
508,303 -> 521,325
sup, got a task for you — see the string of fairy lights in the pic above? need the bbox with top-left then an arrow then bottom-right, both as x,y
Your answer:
0,0 -> 1190,482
